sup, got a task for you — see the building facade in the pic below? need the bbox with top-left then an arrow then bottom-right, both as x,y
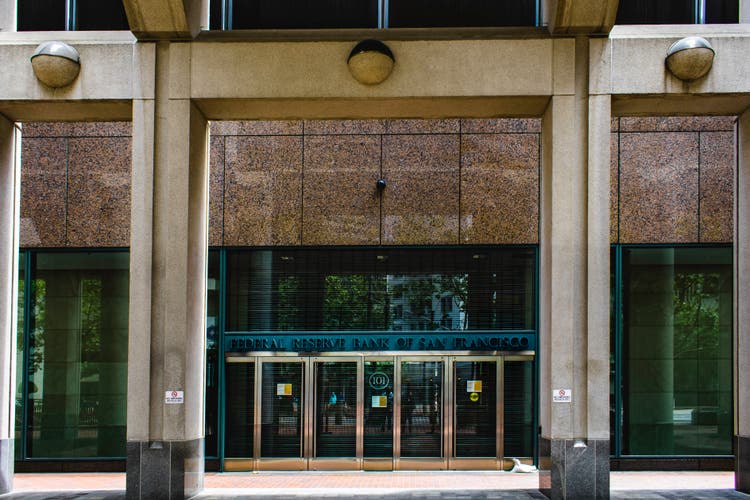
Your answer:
0,1 -> 749,499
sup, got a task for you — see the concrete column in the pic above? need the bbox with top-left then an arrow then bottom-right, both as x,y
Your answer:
735,110 -> 750,493
742,2 -> 750,24
0,1 -> 15,32
538,36 -> 610,499
0,115 -> 19,493
127,41 -> 209,500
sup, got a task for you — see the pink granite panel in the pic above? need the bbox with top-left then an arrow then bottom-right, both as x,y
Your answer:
304,120 -> 386,135
20,138 -> 67,247
461,134 -> 539,244
386,119 -> 460,134
619,132 -> 699,243
67,137 -> 132,247
210,121 -> 303,136
620,116 -> 735,132
381,135 -> 460,245
23,122 -> 131,137
611,132 -> 619,243
224,136 -> 303,246
461,118 -> 541,134
699,131 -> 734,243
302,135 -> 381,245
209,136 -> 225,247
611,117 -> 619,132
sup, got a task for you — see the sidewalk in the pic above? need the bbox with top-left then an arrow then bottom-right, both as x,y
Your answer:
1,471 -> 748,499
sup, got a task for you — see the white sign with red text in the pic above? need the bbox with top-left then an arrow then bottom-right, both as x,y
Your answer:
552,389 -> 572,403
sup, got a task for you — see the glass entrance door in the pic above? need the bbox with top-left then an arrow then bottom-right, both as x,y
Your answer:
311,358 -> 359,469
223,353 -> 530,471
450,358 -> 503,469
398,359 -> 445,469
363,359 -> 394,469
258,359 -> 305,469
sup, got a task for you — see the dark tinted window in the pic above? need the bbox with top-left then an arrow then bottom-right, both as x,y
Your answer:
389,0 -> 536,27
232,0 -> 378,29
705,0 -> 739,23
210,0 -> 224,30
76,0 -> 130,30
17,0 -> 66,31
226,247 -> 536,332
616,0 -> 694,24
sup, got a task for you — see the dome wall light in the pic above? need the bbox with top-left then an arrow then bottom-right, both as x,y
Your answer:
347,39 -> 395,85
30,41 -> 81,88
665,36 -> 715,82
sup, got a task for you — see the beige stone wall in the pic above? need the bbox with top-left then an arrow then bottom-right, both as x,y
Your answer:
610,116 -> 735,244
20,122 -> 132,248
209,118 -> 541,247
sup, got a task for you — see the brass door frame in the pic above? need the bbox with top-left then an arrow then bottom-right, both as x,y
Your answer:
223,351 -> 534,472
395,355 -> 447,470
309,356 -> 361,470
448,356 -> 505,470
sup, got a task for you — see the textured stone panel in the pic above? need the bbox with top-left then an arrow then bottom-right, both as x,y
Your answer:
67,137 -> 132,247
23,122 -> 131,137
303,135 -> 380,245
224,136 -> 302,246
619,132 -> 699,243
304,120 -> 386,135
611,117 -> 619,132
611,132 -> 619,243
461,118 -> 541,134
620,116 -> 735,132
209,136 -> 225,247
20,138 -> 67,247
210,121 -> 302,136
385,119 -> 460,134
700,131 -> 734,243
461,134 -> 539,244
381,134 -> 460,245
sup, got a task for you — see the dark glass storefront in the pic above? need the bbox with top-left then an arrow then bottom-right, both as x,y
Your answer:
610,246 -> 733,458
15,251 -> 129,460
211,246 -> 537,470
11,244 -> 733,467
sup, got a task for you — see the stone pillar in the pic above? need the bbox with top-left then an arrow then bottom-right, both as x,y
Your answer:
538,36 -> 610,499
735,110 -> 750,493
0,115 -> 19,493
0,1 -> 15,32
127,41 -> 209,500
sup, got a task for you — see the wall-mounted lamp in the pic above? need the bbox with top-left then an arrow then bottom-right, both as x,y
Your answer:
665,36 -> 714,82
30,41 -> 81,88
348,39 -> 395,86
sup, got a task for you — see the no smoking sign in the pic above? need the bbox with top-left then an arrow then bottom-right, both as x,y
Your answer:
552,388 -> 572,403
165,390 -> 184,404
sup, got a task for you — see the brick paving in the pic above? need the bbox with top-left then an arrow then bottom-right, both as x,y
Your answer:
0,471 -> 748,499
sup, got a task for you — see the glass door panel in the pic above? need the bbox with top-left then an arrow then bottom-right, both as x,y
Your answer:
504,359 -> 534,459
454,361 -> 497,457
225,362 -> 255,458
260,362 -> 303,458
315,361 -> 357,457
364,361 -> 394,458
400,361 -> 443,458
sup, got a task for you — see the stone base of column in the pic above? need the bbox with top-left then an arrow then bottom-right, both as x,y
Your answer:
0,438 -> 13,494
538,437 -> 609,499
127,438 -> 204,499
738,435 -> 750,493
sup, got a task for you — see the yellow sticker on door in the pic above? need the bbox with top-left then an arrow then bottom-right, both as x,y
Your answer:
276,383 -> 292,396
467,380 -> 482,392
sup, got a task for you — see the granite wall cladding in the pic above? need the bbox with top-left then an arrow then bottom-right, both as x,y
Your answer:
20,122 -> 132,248
210,119 -> 541,247
611,116 -> 735,244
